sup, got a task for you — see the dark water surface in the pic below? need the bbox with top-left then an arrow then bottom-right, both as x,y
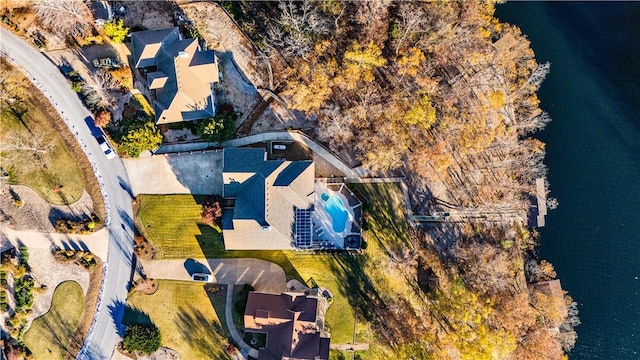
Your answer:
496,2 -> 640,359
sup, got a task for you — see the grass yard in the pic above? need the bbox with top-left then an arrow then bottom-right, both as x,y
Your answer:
137,194 -> 222,259
136,183 -> 412,347
23,281 -> 84,359
0,59 -> 85,205
125,280 -> 229,359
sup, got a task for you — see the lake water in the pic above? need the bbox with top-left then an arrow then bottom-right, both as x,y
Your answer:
496,3 -> 640,359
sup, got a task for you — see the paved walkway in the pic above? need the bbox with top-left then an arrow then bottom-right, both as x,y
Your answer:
330,344 -> 370,351
226,286 -> 259,359
154,131 -> 371,179
2,227 -> 110,261
225,132 -> 369,179
138,258 -> 286,293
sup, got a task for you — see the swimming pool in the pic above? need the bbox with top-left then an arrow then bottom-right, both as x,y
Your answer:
323,193 -> 348,233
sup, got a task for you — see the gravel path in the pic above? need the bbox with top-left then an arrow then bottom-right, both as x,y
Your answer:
0,182 -> 93,232
27,248 -> 91,321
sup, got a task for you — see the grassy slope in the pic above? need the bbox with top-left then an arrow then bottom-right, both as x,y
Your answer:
23,281 -> 84,359
0,69 -> 85,205
125,280 -> 229,359
137,183 -> 412,348
130,93 -> 154,119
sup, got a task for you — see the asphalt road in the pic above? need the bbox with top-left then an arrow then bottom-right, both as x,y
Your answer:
1,28 -> 134,359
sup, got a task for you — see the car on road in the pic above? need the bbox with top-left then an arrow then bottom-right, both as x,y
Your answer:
273,144 -> 286,150
191,273 -> 213,282
96,135 -> 116,159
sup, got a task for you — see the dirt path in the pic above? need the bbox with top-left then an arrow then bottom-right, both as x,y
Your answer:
0,182 -> 94,232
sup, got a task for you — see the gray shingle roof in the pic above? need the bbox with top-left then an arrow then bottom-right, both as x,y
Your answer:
222,148 -> 315,250
131,28 -> 179,68
130,27 -> 219,124
274,161 -> 312,187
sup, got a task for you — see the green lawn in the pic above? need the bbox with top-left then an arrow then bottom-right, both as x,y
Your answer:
125,280 -> 229,359
23,281 -> 84,359
0,60 -> 85,205
137,194 -> 223,259
136,183 -> 412,347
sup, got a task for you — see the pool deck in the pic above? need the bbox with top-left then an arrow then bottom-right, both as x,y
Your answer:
313,182 -> 362,249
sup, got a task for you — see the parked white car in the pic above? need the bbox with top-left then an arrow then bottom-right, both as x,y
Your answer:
191,273 -> 213,282
96,135 -> 116,159
273,144 -> 286,150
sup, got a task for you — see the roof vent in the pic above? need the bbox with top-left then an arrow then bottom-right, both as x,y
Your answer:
178,51 -> 188,58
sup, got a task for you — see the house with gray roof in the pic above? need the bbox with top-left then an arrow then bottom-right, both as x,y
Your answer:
131,27 -> 219,124
244,291 -> 330,360
221,148 -> 315,250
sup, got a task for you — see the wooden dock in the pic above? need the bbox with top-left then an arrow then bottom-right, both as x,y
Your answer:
536,178 -> 547,227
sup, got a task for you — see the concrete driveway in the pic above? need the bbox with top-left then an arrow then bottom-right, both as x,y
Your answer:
123,150 -> 223,195
2,227 -> 110,261
138,258 -> 286,293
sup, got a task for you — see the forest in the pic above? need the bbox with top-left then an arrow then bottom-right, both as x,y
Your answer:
224,1 -> 578,358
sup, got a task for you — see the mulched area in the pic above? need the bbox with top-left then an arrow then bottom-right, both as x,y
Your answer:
0,182 -> 93,232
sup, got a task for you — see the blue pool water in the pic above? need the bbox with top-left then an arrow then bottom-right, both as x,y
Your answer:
323,194 -> 348,233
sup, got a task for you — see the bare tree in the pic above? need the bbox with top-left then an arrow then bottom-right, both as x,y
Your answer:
80,69 -> 118,110
34,0 -> 94,38
269,0 -> 329,60
0,131 -> 55,167
514,110 -> 551,134
394,2 -> 429,54
509,62 -> 551,100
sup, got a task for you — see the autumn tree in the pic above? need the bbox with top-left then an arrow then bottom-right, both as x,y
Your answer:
34,0 -> 94,38
110,67 -> 133,90
119,122 -> 162,157
403,94 -> 436,130
282,55 -> 336,113
430,280 -> 517,359
94,110 -> 111,128
392,2 -> 429,54
201,196 -> 223,226
103,19 -> 128,43
338,41 -> 386,88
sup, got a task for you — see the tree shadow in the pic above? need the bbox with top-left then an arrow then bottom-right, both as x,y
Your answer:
107,227 -> 133,270
326,252 -> 385,324
195,224 -> 225,258
164,152 -> 224,196
122,304 -> 153,328
47,208 -> 85,228
174,305 -> 228,359
28,294 -> 77,358
107,299 -> 127,337
117,207 -> 134,230
117,175 -> 134,198
353,183 -> 413,258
